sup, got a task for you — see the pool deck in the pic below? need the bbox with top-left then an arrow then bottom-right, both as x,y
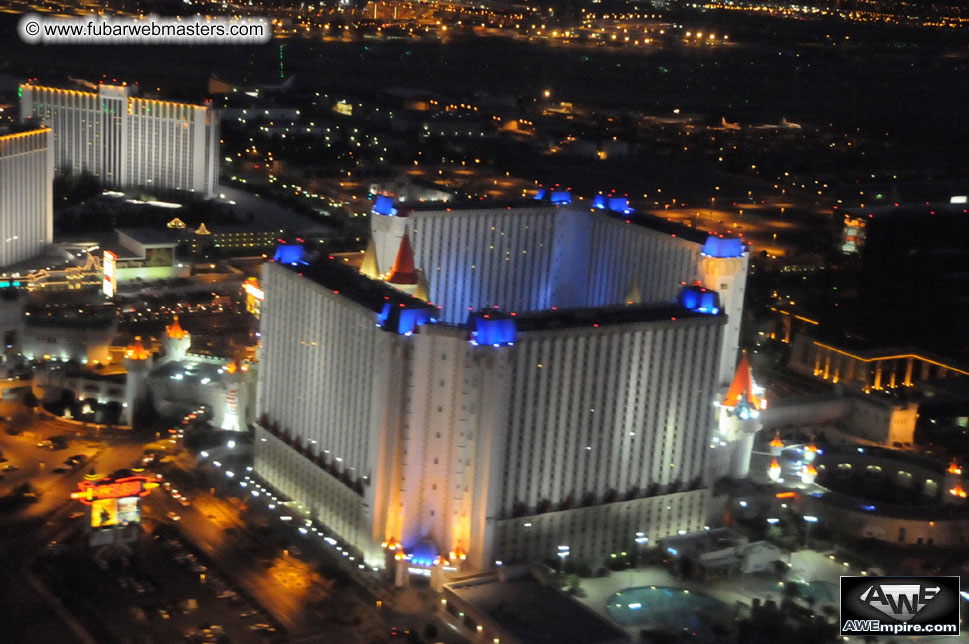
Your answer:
574,549 -> 969,643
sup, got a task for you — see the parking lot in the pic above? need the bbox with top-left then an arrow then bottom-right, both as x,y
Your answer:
37,522 -> 284,644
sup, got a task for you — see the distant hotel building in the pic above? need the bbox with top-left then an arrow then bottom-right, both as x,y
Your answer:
0,126 -> 53,266
20,83 -> 218,197
255,193 -> 751,579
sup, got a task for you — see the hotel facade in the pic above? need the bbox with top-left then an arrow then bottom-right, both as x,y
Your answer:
255,195 -> 750,577
20,83 -> 218,197
0,127 -> 54,266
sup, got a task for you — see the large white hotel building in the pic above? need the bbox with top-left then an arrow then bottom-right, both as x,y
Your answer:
19,83 -> 218,197
254,192 -> 750,578
0,127 -> 53,266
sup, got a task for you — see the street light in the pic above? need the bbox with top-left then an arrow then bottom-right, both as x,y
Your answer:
557,545 -> 570,572
803,515 -> 818,548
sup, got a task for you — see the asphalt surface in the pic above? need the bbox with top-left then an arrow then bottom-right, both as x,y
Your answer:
0,404 -> 471,644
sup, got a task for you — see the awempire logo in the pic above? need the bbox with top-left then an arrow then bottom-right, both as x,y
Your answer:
841,576 -> 960,636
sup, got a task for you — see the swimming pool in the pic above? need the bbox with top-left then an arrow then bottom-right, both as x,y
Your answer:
606,586 -> 726,637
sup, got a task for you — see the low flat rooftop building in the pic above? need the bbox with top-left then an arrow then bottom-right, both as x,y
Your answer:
658,527 -> 785,578
443,566 -> 631,644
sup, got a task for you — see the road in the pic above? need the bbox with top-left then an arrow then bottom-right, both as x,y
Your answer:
0,407 -> 150,643
0,406 -> 451,644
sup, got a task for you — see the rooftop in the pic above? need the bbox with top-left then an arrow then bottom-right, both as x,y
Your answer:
283,254 -> 435,317
512,302 -> 723,333
446,569 -> 630,644
389,198 -> 717,247
658,527 -> 748,557
116,227 -> 180,247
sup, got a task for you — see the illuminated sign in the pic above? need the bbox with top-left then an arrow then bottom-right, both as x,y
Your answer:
117,496 -> 140,524
102,250 -> 117,297
90,496 -> 142,529
91,498 -> 119,528
71,476 -> 152,505
243,278 -> 263,318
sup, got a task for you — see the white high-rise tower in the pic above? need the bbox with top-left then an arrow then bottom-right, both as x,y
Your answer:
0,127 -> 53,266
20,83 -> 218,197
698,236 -> 749,386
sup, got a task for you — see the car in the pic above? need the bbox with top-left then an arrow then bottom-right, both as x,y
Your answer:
68,454 -> 88,464
36,440 -> 52,448
179,497 -> 191,506
166,511 -> 181,521
238,609 -> 259,619
156,608 -> 171,620
249,623 -> 275,633
2,464 -> 17,472
68,511 -> 85,520
52,466 -> 69,474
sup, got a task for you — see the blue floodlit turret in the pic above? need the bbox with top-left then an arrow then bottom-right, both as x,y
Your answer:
273,244 -> 306,266
397,307 -> 432,335
372,195 -> 398,216
678,284 -> 721,314
701,235 -> 745,258
607,197 -> 631,214
408,537 -> 439,567
376,302 -> 432,335
550,190 -> 572,205
592,193 -> 631,213
469,311 -> 517,347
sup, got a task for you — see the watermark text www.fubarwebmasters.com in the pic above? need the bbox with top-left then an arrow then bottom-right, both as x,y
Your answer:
18,14 -> 271,45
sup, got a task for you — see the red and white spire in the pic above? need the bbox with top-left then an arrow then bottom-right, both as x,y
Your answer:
386,231 -> 418,285
722,351 -> 765,412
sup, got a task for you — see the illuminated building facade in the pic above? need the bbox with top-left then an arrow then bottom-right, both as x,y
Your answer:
255,200 -> 749,575
373,199 -> 747,371
20,84 -> 218,197
0,127 -> 53,266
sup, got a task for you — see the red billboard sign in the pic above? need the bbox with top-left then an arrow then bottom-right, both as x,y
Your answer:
71,476 -> 152,505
